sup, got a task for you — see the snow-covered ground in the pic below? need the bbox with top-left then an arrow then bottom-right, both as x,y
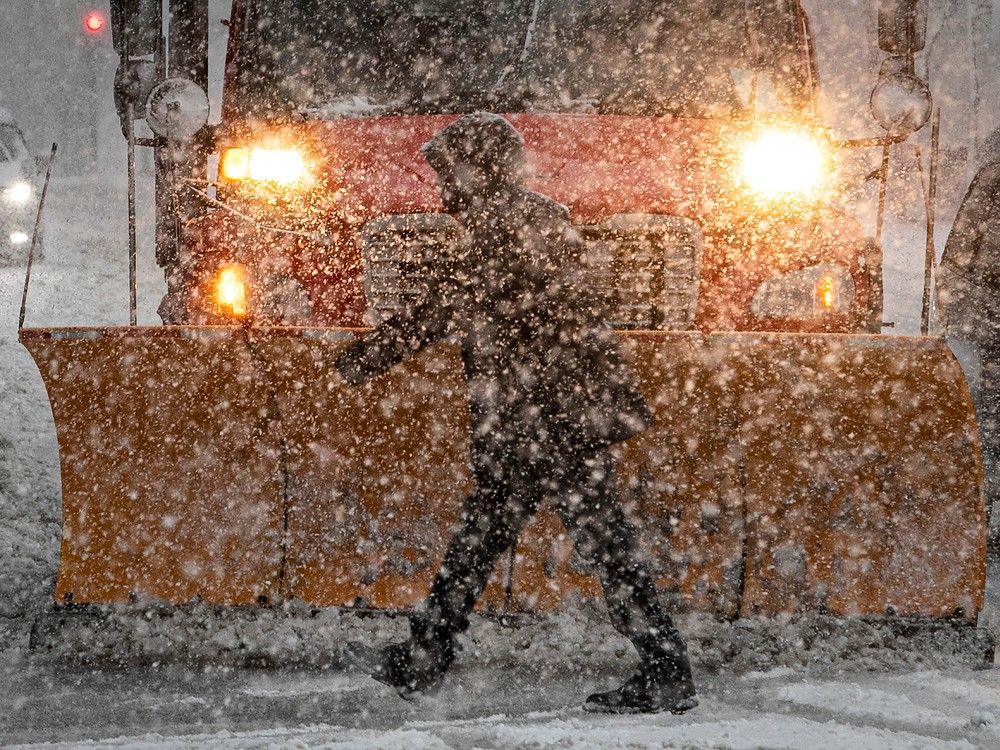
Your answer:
3,657 -> 1000,749
2,167 -> 999,748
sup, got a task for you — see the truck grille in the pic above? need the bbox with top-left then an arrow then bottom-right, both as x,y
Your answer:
361,213 -> 703,330
360,214 -> 461,323
581,215 -> 702,330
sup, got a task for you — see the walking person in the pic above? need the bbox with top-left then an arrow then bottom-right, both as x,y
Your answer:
333,113 -> 697,714
938,156 -> 1000,550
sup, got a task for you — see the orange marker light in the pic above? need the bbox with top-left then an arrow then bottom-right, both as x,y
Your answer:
220,148 -> 250,181
216,264 -> 248,317
817,273 -> 836,310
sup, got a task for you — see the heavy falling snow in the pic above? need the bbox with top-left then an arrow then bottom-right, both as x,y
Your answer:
5,0 -> 1000,747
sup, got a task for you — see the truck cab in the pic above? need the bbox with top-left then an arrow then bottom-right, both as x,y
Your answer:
153,0 -> 880,333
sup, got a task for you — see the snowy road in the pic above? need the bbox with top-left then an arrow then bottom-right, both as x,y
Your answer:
3,656 -> 1000,748
2,171 -> 999,748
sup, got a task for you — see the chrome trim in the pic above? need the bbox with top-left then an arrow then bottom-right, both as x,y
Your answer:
360,212 -> 703,330
360,213 -> 460,324
581,214 -> 702,330
47,330 -> 103,340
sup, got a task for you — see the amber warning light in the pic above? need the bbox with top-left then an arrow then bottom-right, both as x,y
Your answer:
817,274 -> 836,310
84,12 -> 106,33
216,264 -> 249,318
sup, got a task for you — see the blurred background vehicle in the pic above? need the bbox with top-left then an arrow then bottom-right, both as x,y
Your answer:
0,107 -> 43,264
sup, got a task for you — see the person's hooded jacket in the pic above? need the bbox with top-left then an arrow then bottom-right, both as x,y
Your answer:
938,160 -> 1000,342
334,113 -> 653,456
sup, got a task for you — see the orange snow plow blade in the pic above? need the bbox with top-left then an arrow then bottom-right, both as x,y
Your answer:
21,327 -> 986,621
20,329 -> 287,606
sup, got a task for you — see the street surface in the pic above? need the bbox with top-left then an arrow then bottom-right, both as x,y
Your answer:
1,174 -> 999,748
3,653 -> 1000,748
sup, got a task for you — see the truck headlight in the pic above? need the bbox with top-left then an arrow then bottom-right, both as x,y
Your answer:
3,181 -> 32,207
738,128 -> 828,200
752,263 -> 854,319
221,147 -> 307,185
215,263 -> 249,317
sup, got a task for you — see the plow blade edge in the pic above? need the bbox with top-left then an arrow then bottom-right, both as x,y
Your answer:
21,327 -> 985,621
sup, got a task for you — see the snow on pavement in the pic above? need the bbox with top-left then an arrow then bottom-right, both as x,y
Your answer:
774,682 -> 973,733
4,660 -> 1000,748
1,719 -> 983,750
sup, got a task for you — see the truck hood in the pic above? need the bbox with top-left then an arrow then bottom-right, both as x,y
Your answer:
302,113 -> 735,224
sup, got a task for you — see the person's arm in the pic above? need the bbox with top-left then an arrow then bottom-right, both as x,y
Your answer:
333,281 -> 458,386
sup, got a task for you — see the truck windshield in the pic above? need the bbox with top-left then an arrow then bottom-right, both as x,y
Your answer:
235,0 -> 805,119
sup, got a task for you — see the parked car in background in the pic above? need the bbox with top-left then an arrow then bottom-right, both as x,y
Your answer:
0,108 -> 42,263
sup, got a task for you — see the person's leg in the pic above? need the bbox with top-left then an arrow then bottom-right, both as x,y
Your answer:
418,466 -> 540,641
551,450 -> 696,713
375,452 -> 540,692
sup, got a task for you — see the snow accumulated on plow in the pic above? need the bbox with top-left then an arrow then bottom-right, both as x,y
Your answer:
19,327 -> 986,622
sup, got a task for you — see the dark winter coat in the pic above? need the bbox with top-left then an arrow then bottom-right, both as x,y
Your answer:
938,161 -> 1000,342
334,186 -> 654,458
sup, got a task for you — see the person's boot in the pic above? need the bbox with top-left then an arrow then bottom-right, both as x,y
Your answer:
371,626 -> 455,697
584,635 -> 697,714
584,662 -> 697,714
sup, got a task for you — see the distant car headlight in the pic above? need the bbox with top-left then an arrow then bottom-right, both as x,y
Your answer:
3,181 -> 32,207
752,263 -> 855,319
221,147 -> 307,185
738,128 -> 828,201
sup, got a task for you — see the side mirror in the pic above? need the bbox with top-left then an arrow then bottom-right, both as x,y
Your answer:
878,0 -> 927,54
145,78 -> 210,141
870,70 -> 932,138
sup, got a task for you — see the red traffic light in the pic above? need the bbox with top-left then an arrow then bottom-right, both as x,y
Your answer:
84,12 -> 106,33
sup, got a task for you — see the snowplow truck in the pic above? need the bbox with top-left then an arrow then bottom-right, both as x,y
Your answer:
19,0 -> 986,626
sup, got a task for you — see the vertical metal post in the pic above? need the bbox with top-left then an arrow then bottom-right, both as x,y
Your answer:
867,136 -> 892,332
169,0 -> 209,86
169,0 -> 210,207
153,0 -> 175,272
874,137 -> 891,254
920,110 -> 941,336
127,101 -> 138,326
154,0 -> 210,321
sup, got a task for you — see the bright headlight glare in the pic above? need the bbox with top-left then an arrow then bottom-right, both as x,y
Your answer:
221,147 -> 306,184
3,182 -> 32,206
738,129 -> 827,200
250,149 -> 306,183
